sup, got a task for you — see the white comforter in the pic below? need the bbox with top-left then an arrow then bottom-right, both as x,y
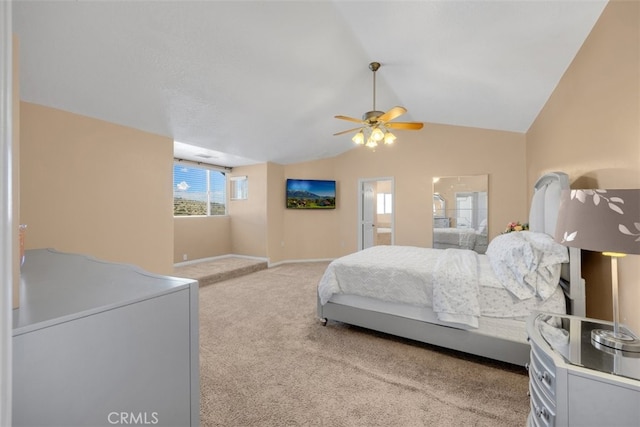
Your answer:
318,246 -> 482,328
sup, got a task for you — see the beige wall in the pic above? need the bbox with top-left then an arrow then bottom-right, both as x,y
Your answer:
228,163 -> 268,257
330,124 -> 527,255
527,0 -> 640,331
20,102 -> 175,275
266,162 -> 285,263
174,216 -> 231,263
280,158 -> 340,261
182,125 -> 525,264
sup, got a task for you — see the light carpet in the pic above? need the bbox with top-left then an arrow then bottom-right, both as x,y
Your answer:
199,262 -> 530,427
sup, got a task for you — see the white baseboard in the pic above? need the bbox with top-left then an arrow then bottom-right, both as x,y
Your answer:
267,258 -> 334,268
173,253 -> 268,268
174,254 -> 334,269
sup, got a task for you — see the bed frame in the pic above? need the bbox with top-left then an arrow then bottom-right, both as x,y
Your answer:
317,172 -> 586,367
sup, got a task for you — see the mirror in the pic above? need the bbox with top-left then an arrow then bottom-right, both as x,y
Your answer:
432,175 -> 488,253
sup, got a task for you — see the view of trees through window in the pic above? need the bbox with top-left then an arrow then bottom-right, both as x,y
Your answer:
173,163 -> 227,216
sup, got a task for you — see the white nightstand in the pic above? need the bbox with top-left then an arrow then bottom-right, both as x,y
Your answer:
527,313 -> 640,426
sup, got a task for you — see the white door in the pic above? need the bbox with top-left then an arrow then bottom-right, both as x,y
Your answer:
359,178 -> 394,250
361,181 -> 376,249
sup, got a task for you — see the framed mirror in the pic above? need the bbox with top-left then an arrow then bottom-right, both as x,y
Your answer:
432,175 -> 488,253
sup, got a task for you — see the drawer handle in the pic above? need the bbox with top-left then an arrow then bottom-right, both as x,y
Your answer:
532,403 -> 550,421
537,370 -> 549,384
532,366 -> 550,386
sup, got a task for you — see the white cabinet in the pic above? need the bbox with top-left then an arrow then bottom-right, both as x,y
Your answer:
527,313 -> 640,426
12,249 -> 199,427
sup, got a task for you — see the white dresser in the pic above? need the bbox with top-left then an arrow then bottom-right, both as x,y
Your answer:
12,249 -> 199,427
527,313 -> 640,426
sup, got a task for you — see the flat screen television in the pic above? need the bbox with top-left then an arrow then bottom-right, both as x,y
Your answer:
286,179 -> 336,209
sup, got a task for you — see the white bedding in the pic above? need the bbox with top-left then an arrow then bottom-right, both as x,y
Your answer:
433,227 -> 488,253
433,228 -> 478,249
317,244 -> 566,330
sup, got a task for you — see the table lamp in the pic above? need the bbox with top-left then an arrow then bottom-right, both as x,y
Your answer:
555,189 -> 640,352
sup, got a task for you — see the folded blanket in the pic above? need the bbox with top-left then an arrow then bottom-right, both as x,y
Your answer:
432,249 -> 481,328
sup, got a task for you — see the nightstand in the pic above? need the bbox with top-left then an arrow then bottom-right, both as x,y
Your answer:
527,313 -> 640,426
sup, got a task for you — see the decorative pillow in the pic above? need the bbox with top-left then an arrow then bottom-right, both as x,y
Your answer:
486,231 -> 568,300
521,232 -> 568,300
486,232 -> 538,300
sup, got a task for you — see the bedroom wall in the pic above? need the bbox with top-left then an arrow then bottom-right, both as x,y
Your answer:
228,162 -> 268,258
280,157 -> 340,262
173,216 -> 231,263
526,0 -> 640,331
269,123 -> 527,261
19,102 -> 175,275
266,162 -> 285,263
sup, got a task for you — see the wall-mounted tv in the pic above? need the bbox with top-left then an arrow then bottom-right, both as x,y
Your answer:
286,179 -> 336,209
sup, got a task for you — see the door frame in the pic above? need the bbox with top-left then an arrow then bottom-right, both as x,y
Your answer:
357,177 -> 395,250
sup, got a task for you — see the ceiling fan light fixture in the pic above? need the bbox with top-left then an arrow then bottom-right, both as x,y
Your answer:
352,130 -> 365,145
335,61 -> 423,150
365,138 -> 378,149
384,131 -> 396,145
371,127 -> 384,142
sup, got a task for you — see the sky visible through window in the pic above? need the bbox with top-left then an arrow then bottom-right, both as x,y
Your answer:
173,164 -> 225,205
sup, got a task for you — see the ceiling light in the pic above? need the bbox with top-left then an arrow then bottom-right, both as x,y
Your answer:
371,127 -> 384,142
384,131 -> 396,145
334,62 -> 424,150
352,130 -> 365,145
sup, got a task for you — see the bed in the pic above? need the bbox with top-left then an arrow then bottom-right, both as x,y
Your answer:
432,223 -> 488,253
317,171 -> 586,366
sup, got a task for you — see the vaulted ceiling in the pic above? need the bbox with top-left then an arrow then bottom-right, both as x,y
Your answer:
12,1 -> 607,166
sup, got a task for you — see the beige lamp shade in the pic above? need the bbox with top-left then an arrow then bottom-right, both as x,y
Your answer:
555,189 -> 640,255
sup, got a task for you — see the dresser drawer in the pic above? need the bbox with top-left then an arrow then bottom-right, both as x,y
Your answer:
529,347 -> 556,401
529,380 -> 556,427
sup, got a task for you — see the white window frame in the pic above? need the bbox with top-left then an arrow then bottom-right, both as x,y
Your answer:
173,160 -> 228,217
230,175 -> 248,200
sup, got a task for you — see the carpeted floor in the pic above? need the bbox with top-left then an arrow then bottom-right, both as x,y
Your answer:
198,262 -> 530,427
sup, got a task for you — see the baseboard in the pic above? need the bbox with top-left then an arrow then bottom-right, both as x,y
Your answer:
267,258 -> 335,268
174,253 -> 268,268
174,254 -> 334,269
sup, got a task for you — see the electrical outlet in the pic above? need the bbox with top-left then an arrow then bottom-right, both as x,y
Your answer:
183,254 -> 188,261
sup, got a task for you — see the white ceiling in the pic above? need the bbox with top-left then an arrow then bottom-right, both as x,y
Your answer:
12,1 -> 608,167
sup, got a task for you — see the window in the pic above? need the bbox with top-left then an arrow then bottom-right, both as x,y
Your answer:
230,176 -> 248,200
377,193 -> 392,214
173,162 -> 226,216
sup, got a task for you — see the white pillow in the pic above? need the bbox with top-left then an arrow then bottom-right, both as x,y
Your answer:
486,231 -> 568,300
521,231 -> 568,300
486,232 -> 538,300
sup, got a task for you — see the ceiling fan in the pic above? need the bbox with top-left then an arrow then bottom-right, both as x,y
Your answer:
334,62 -> 424,148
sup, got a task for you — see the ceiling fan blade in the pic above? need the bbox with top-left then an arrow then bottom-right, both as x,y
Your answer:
377,106 -> 407,123
385,122 -> 424,130
334,127 -> 362,136
335,115 -> 364,124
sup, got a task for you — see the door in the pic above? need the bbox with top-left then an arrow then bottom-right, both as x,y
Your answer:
358,178 -> 394,250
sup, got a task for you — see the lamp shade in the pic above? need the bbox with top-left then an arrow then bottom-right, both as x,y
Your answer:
555,189 -> 640,255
